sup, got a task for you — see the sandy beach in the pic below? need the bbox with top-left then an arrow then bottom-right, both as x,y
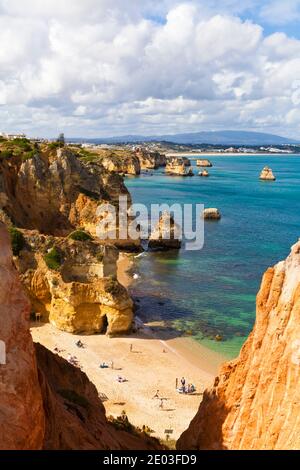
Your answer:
30,253 -> 226,443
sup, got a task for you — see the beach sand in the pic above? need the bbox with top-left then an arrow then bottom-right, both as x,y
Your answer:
30,253 -> 226,442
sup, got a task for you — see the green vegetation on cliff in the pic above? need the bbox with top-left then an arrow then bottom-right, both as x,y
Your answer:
9,227 -> 25,256
44,246 -> 62,271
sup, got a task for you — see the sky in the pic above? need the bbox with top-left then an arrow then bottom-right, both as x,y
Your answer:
1,0 -> 300,138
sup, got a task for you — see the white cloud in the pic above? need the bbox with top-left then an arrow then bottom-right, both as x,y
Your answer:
259,0 -> 300,25
0,0 -> 300,138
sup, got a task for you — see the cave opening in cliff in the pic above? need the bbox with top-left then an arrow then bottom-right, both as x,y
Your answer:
101,315 -> 108,334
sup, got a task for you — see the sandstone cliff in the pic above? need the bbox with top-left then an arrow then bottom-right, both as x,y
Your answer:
0,224 -> 45,449
149,212 -> 182,250
90,148 -> 141,175
0,222 -> 162,450
0,142 -> 138,335
165,158 -> 194,176
177,241 -> 300,450
0,143 -> 139,251
136,148 -> 167,170
14,230 -> 133,335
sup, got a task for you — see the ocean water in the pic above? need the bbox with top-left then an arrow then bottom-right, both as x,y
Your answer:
125,155 -> 300,358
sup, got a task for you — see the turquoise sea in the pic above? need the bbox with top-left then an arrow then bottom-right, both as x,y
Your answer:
125,155 -> 300,358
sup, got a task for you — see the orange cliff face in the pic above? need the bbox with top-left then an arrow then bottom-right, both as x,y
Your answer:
0,222 -> 163,450
177,240 -> 300,450
0,223 -> 45,449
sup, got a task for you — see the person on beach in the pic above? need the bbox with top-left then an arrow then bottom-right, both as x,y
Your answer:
181,377 -> 186,387
130,344 -> 133,352
176,378 -> 178,389
152,390 -> 160,399
159,398 -> 164,409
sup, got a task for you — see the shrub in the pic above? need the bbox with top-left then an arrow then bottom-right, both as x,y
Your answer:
21,150 -> 36,161
48,141 -> 64,150
0,150 -> 13,160
44,247 -> 62,271
12,138 -> 32,152
9,227 -> 25,256
68,229 -> 93,241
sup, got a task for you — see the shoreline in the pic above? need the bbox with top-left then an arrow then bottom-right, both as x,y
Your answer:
30,251 -> 226,441
165,152 -> 293,157
31,322 -> 223,442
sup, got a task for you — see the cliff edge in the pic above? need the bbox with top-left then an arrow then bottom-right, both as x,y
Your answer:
177,240 -> 300,450
0,222 -> 162,450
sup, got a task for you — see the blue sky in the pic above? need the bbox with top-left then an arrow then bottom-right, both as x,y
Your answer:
1,0 -> 300,138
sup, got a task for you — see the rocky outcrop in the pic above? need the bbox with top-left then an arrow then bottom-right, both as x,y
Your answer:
196,159 -> 212,167
0,223 -> 162,450
177,240 -> 300,450
136,148 -> 166,170
148,212 -> 181,250
260,166 -> 276,181
165,158 -> 194,176
0,223 -> 45,449
14,230 -> 133,335
202,208 -> 221,220
199,169 -> 209,177
0,146 -> 136,244
100,151 -> 141,176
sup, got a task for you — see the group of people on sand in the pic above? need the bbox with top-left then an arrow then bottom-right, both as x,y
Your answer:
176,377 -> 196,394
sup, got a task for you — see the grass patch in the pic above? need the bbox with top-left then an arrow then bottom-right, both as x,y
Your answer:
0,149 -> 13,160
9,227 -> 25,256
12,138 -> 32,152
44,246 -> 62,271
49,141 -> 65,150
68,229 -> 93,241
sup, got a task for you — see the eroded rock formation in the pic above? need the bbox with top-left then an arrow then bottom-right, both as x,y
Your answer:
202,208 -> 221,220
135,148 -> 166,170
165,158 -> 194,176
199,169 -> 209,177
0,222 -> 162,450
99,151 -> 141,175
14,230 -> 133,335
0,143 -> 139,335
177,240 -> 300,450
149,212 -> 181,250
260,166 -> 276,181
196,159 -> 212,167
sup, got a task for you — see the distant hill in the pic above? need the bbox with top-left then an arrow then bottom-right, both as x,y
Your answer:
69,130 -> 299,146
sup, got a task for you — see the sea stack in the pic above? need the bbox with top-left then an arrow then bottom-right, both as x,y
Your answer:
259,166 -> 276,181
148,211 -> 181,250
202,208 -> 221,220
196,159 -> 212,167
199,169 -> 209,177
165,157 -> 194,176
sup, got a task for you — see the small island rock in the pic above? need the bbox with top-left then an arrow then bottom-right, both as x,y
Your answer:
259,166 -> 276,181
202,208 -> 221,220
